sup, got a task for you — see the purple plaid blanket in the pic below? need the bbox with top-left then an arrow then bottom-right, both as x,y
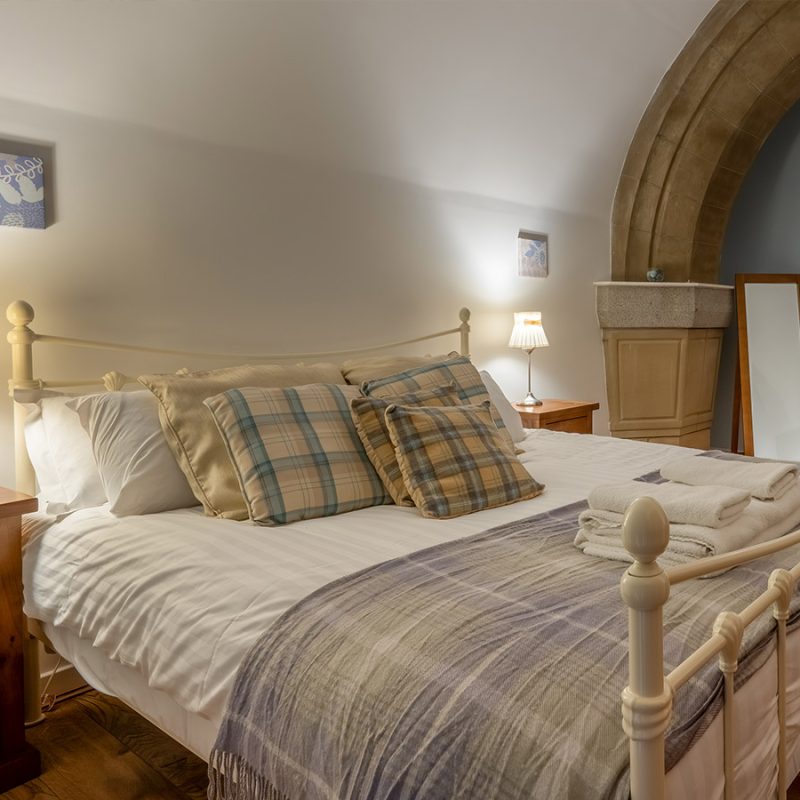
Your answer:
209,491 -> 800,799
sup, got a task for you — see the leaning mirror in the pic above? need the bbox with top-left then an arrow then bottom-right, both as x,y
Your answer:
736,273 -> 800,458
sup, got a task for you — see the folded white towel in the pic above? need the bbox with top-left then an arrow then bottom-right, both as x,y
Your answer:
660,456 -> 798,501
574,479 -> 800,565
587,481 -> 750,528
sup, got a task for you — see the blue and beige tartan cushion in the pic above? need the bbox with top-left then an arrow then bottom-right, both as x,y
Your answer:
385,400 -> 544,519
350,383 -> 462,506
362,356 -> 516,454
204,384 -> 391,525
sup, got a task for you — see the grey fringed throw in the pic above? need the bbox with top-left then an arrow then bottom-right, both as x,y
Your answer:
209,496 -> 800,800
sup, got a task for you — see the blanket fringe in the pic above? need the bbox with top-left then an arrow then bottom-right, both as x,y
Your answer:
208,749 -> 291,800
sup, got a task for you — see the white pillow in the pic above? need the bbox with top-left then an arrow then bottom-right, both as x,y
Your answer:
479,370 -> 526,443
16,390 -> 107,515
68,391 -> 199,516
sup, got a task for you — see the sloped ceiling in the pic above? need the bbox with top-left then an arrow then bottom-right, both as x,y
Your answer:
0,0 -> 716,214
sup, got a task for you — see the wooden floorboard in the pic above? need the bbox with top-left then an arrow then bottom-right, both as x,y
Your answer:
5,689 -> 800,798
0,691 -> 207,800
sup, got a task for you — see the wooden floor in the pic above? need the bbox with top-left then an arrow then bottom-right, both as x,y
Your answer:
0,691 -> 208,800
4,689 -> 800,799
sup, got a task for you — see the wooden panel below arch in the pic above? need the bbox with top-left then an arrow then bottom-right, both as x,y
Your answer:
602,327 -> 723,448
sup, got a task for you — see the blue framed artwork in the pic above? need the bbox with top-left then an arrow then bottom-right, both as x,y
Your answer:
0,153 -> 45,229
518,230 -> 548,277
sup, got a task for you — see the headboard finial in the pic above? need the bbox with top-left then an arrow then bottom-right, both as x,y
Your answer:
7,300 -> 34,328
459,307 -> 470,323
8,300 -> 36,496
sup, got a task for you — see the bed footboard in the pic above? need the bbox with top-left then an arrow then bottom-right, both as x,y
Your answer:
621,496 -> 800,800
620,498 -> 672,800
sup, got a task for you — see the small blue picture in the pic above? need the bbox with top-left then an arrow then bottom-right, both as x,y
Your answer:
518,231 -> 548,277
0,153 -> 45,229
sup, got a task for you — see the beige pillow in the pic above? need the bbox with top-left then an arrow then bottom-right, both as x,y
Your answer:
139,363 -> 345,519
341,352 -> 456,385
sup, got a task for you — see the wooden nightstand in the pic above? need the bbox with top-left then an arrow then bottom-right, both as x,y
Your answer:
513,399 -> 600,434
0,488 -> 40,793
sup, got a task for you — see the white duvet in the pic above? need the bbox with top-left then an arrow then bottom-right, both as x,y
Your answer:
22,430 -> 699,727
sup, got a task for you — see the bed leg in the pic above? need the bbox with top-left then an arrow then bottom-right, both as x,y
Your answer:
23,626 -> 44,727
770,569 -> 794,800
713,611 -> 744,800
621,497 -> 672,800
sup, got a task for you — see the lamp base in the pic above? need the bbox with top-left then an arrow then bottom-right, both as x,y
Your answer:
518,393 -> 543,407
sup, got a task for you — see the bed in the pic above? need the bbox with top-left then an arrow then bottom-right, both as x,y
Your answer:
7,300 -> 800,800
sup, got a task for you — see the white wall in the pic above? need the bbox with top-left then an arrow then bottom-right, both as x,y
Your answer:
0,2 -> 715,489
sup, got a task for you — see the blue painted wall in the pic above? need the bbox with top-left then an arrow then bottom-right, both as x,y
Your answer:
712,100 -> 800,448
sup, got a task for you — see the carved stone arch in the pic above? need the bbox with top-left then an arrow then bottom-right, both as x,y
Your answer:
612,0 -> 800,283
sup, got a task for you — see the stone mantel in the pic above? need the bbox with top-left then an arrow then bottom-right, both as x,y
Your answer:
595,281 -> 734,329
595,281 -> 734,449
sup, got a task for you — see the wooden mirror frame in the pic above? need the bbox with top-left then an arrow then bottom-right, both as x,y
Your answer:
735,273 -> 800,457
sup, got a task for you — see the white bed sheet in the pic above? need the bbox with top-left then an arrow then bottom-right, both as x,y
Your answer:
20,430 -> 800,796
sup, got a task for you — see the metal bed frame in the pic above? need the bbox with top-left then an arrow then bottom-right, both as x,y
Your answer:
9,299 -> 800,798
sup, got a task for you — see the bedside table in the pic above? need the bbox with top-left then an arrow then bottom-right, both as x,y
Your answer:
0,488 -> 40,793
513,399 -> 600,434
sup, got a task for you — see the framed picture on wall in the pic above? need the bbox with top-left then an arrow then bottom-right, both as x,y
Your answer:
0,153 -> 45,229
518,231 -> 548,277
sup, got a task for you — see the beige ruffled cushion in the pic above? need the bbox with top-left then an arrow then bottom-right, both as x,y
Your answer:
139,363 -> 344,519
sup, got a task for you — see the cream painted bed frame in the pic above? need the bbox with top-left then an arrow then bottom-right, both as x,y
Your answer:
8,301 -> 471,497
7,300 -> 471,724
8,300 -> 800,799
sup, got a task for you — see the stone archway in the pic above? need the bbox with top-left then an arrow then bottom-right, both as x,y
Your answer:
612,0 -> 800,283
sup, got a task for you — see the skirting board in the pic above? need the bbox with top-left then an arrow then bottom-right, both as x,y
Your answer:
42,661 -> 87,699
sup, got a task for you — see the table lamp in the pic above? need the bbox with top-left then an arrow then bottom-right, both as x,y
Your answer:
508,311 -> 549,406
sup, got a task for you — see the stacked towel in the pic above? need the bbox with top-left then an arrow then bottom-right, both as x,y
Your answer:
587,481 -> 750,528
574,479 -> 800,565
661,456 -> 798,501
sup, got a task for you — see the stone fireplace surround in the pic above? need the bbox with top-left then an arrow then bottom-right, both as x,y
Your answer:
612,0 -> 800,284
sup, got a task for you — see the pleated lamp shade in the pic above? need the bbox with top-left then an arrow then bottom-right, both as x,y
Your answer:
508,312 -> 549,350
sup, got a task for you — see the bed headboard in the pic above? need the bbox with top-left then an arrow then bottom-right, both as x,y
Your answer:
7,301 -> 471,495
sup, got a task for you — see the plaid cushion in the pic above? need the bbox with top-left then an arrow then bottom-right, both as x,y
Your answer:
362,356 -> 515,454
204,384 -> 390,525
350,383 -> 462,506
341,352 -> 457,385
385,401 -> 544,519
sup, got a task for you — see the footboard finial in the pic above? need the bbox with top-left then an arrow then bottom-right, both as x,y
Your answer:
620,497 -> 671,800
